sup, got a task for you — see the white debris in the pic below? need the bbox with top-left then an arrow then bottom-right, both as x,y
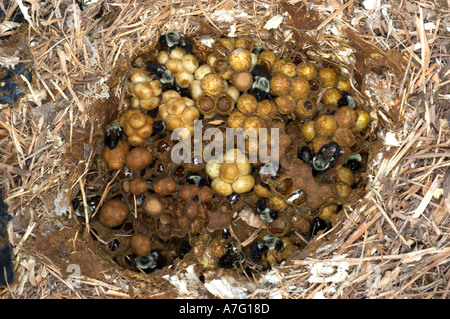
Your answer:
363,0 -> 381,11
47,131 -> 66,153
77,0 -> 98,10
163,274 -> 189,296
0,21 -> 20,33
287,190 -> 305,203
313,290 -> 327,299
383,131 -> 401,147
263,14 -> 284,30
54,188 -> 70,216
268,291 -> 283,299
204,275 -> 250,299
433,188 -> 443,200
87,77 -> 110,99
283,30 -> 293,41
238,207 -> 265,228
199,37 -> 216,48
423,22 -> 436,31
259,269 -> 283,286
413,42 -> 422,51
15,0 -> 31,21
65,4 -> 81,29
0,55 -> 20,69
227,24 -> 237,37
324,24 -> 341,36
211,9 -> 248,23
307,255 -> 350,283
336,48 -> 355,64
162,264 -> 203,297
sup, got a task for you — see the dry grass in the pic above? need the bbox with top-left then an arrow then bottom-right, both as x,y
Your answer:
0,0 -> 449,299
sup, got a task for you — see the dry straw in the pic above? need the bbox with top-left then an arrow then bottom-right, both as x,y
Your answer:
0,0 -> 448,299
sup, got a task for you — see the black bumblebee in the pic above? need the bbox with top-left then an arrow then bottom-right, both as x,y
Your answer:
72,195 -> 101,219
151,120 -> 166,135
310,217 -> 331,238
344,153 -> 363,172
227,192 -> 240,205
146,62 -> 191,97
219,244 -> 245,269
298,146 -> 314,166
338,91 -> 356,108
250,64 -> 273,102
104,124 -> 123,150
249,235 -> 283,260
178,241 -> 192,259
256,198 -> 278,223
186,174 -> 211,188
222,228 -> 231,239
249,235 -> 283,269
158,31 -> 193,53
147,62 -> 175,90
134,249 -> 166,273
251,45 -> 264,56
312,142 -> 342,171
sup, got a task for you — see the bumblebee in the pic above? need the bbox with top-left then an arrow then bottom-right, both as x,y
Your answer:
158,31 -> 193,53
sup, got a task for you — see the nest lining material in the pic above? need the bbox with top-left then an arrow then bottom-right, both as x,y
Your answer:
0,0 -> 449,299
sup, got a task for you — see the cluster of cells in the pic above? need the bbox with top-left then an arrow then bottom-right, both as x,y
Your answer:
73,32 -> 373,274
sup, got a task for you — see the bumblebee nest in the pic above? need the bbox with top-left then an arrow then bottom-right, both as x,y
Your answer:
1,0 -> 449,299
77,30 -> 375,277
